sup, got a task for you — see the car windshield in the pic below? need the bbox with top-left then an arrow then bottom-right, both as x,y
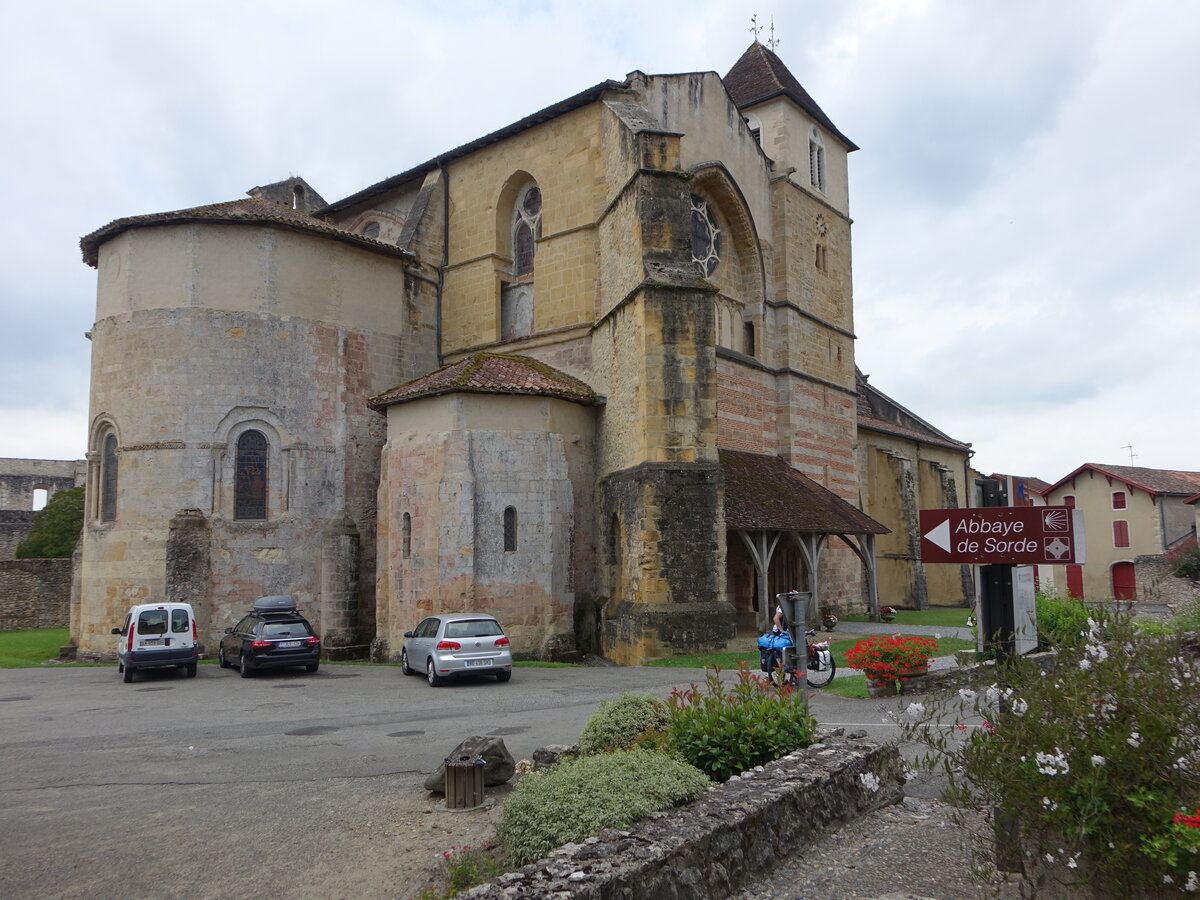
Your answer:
261,622 -> 313,638
444,619 -> 503,639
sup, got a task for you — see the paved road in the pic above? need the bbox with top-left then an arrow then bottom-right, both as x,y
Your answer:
0,661 -> 918,899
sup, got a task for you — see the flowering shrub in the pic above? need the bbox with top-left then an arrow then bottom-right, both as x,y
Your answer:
1034,591 -> 1091,649
899,603 -> 1200,895
665,663 -> 817,782
844,633 -> 937,685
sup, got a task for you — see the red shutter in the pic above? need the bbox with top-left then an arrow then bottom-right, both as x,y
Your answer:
1113,520 -> 1130,548
1066,565 -> 1084,599
1063,495 -> 1076,508
1112,491 -> 1127,509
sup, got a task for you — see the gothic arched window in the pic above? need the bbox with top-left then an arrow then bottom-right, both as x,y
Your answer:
690,194 -> 721,276
512,185 -> 542,278
234,430 -> 268,520
100,432 -> 118,522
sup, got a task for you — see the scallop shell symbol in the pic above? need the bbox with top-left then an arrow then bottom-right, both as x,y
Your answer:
1043,509 -> 1069,531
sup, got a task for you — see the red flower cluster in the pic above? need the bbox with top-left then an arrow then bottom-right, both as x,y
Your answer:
845,633 -> 937,684
1174,809 -> 1200,829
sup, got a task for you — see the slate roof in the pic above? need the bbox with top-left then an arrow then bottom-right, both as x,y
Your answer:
723,42 -> 858,151
369,353 -> 602,410
855,369 -> 970,453
1043,464 -> 1200,498
720,449 -> 888,534
80,197 -> 412,267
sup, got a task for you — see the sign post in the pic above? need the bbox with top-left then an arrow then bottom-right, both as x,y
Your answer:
919,507 -> 1085,656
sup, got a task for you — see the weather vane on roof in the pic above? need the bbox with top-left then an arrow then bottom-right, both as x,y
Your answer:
749,15 -> 781,50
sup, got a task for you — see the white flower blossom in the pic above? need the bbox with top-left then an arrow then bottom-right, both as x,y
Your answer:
1091,755 -> 1106,767
1165,875 -> 1175,885
1066,855 -> 1079,870
859,772 -> 881,793
1042,797 -> 1058,811
901,702 -> 925,722
985,684 -> 1001,706
1035,749 -> 1070,776
1127,732 -> 1142,748
958,688 -> 977,703
1185,870 -> 1198,892
1010,698 -> 1029,716
1079,658 -> 1092,671
1085,642 -> 1109,663
1045,853 -> 1056,863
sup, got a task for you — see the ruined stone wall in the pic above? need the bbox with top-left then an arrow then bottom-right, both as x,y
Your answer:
0,559 -> 71,630
0,511 -> 35,560
1136,554 -> 1200,609
0,459 -> 86,510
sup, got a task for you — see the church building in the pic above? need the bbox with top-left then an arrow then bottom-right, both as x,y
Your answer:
74,44 -> 890,664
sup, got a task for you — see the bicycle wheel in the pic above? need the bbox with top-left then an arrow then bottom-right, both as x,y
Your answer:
806,652 -> 836,688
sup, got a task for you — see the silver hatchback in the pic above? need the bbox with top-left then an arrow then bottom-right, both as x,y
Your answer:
400,614 -> 514,686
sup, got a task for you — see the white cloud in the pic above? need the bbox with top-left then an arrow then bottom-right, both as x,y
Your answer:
0,0 -> 1195,482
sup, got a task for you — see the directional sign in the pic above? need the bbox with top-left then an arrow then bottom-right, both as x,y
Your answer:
919,506 -> 1085,566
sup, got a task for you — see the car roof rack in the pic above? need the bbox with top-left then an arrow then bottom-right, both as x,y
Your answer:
252,595 -> 300,613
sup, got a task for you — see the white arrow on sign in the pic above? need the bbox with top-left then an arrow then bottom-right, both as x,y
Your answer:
924,518 -> 951,552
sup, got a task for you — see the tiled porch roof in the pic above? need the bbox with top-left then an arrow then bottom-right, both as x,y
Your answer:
720,449 -> 888,535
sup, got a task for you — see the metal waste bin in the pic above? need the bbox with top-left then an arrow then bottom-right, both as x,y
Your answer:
444,755 -> 486,809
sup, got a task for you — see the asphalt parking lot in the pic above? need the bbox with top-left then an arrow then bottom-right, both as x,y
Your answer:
0,662 -> 910,898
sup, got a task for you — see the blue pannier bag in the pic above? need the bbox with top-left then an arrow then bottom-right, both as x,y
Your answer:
758,631 -> 793,671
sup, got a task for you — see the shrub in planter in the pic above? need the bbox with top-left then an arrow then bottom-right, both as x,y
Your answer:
496,748 -> 709,866
666,664 -> 817,782
577,692 -> 668,755
899,604 -> 1200,896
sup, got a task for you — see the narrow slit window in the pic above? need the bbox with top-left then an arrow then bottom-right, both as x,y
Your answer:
234,430 -> 268,520
402,512 -> 412,558
101,432 -> 118,522
503,506 -> 517,552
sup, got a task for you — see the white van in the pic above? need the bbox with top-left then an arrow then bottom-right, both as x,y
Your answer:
112,603 -> 199,683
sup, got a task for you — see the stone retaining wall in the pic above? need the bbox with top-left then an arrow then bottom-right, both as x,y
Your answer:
0,559 -> 72,630
463,733 -> 903,899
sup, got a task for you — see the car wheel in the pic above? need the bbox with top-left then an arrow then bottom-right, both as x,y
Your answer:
426,658 -> 445,687
496,669 -> 512,683
185,662 -> 197,678
218,646 -> 231,669
118,662 -> 124,674
400,648 -> 415,676
305,662 -> 319,673
123,665 -> 134,684
240,652 -> 255,678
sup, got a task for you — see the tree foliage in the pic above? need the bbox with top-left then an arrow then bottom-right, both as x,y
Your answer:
16,486 -> 84,559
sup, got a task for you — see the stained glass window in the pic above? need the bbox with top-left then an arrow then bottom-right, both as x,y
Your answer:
235,430 -> 268,520
513,185 -> 541,277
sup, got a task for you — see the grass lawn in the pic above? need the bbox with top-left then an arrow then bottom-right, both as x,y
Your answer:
0,627 -> 70,668
842,607 -> 974,628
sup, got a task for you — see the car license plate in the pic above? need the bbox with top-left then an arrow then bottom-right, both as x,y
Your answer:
141,638 -> 162,646
278,640 -> 302,648
465,658 -> 491,667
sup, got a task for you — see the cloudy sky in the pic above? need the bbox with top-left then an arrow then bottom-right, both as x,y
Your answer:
1,0 -> 1196,484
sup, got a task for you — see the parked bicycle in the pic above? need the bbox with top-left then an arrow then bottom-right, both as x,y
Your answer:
757,629 -> 836,688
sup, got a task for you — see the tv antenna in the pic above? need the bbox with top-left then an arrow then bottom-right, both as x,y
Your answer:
1121,443 -> 1137,465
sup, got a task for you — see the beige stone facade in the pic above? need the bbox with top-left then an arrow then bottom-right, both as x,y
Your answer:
76,44 -> 897,663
